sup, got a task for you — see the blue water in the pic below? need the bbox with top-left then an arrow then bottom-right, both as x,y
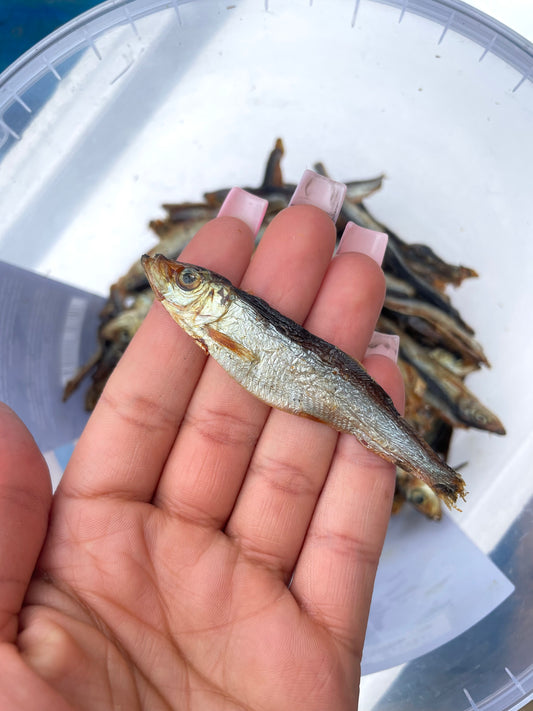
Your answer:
0,0 -> 100,73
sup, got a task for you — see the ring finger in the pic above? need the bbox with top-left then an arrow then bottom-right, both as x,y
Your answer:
225,226 -> 389,577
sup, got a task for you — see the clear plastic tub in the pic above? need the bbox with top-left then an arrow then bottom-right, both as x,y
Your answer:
1,2 -> 532,709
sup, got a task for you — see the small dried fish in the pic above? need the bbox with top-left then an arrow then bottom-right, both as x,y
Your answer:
427,348 -> 479,378
380,316 -> 506,434
396,242 -> 478,290
64,291 -> 154,409
142,254 -> 466,509
383,293 -> 490,367
394,470 -> 442,521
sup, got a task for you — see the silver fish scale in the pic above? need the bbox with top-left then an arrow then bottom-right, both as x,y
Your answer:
206,296 -> 421,463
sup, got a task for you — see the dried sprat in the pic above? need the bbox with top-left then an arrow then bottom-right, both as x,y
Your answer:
64,139 -> 505,518
142,255 -> 466,509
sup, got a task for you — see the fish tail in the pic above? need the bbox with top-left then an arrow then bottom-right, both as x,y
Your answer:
402,442 -> 466,510
426,470 -> 466,510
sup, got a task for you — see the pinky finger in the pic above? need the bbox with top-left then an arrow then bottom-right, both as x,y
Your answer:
290,355 -> 405,656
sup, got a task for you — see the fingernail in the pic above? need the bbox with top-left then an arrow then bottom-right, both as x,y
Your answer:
217,187 -> 268,235
364,332 -> 400,362
289,169 -> 347,222
337,222 -> 388,266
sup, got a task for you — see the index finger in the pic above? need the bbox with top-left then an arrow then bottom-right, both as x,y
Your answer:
59,213 -> 258,501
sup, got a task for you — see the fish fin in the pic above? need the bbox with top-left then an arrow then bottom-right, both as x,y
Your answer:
299,412 -> 324,423
193,336 -> 209,355
206,326 -> 257,362
298,410 -> 339,426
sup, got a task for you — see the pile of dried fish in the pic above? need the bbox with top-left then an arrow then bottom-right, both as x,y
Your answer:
64,139 -> 505,519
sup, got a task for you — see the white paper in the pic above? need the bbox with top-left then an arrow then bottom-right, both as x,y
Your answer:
0,261 -> 105,451
362,506 -> 514,674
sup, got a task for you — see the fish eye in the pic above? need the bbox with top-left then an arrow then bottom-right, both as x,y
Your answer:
410,489 -> 427,506
177,267 -> 201,290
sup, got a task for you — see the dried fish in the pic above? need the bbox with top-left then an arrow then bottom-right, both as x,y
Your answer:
64,291 -> 154,409
380,316 -> 506,434
427,348 -> 479,378
397,242 -> 478,290
142,254 -> 466,509
382,293 -> 489,367
395,470 -> 442,521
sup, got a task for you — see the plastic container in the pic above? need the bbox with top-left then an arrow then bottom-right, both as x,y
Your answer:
1,2 -> 532,709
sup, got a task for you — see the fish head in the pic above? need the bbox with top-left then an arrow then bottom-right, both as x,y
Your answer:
405,483 -> 442,521
397,470 -> 442,520
458,394 -> 506,435
141,254 -> 232,328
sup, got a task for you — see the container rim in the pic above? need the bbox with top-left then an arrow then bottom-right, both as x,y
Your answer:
1,0 -> 533,119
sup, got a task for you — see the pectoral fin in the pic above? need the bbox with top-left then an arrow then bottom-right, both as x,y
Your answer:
206,326 -> 257,362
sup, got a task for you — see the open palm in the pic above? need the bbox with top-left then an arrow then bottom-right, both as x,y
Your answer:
0,201 -> 403,710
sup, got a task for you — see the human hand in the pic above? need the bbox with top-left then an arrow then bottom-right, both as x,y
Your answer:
0,175 -> 404,710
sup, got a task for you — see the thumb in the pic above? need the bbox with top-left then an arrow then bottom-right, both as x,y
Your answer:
0,403 -> 52,643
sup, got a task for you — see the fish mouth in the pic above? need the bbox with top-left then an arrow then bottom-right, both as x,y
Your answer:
141,254 -> 184,300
